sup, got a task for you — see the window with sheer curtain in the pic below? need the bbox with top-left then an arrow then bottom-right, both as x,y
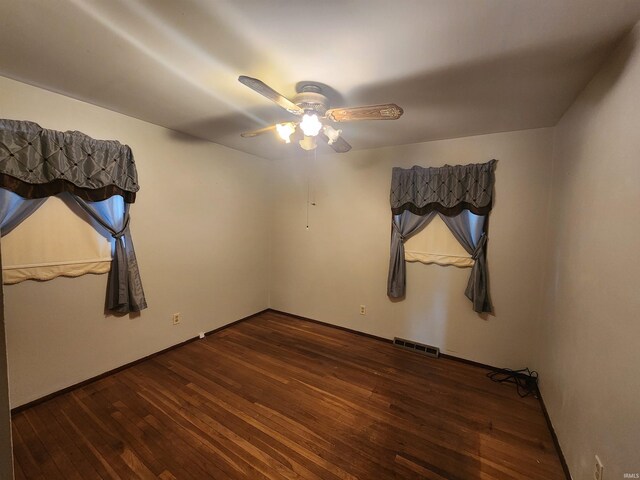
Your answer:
0,119 -> 146,313
1,194 -> 112,284
403,213 -> 474,268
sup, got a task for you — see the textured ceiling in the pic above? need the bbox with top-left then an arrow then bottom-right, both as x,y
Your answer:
1,0 -> 640,159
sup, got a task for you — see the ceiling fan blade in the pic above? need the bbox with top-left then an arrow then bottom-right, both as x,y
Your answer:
319,132 -> 352,153
240,124 -> 277,138
325,103 -> 404,122
238,76 -> 304,115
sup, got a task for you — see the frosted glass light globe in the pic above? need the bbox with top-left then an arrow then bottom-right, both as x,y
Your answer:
299,113 -> 322,137
276,123 -> 296,143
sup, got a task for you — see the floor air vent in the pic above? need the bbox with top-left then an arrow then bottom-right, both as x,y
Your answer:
393,337 -> 440,358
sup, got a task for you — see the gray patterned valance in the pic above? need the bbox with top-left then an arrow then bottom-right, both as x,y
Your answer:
0,119 -> 139,203
390,159 -> 497,216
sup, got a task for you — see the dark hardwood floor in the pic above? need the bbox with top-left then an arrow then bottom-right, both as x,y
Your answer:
11,311 -> 565,479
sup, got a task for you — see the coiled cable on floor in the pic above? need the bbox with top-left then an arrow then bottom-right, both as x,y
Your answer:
487,367 -> 539,398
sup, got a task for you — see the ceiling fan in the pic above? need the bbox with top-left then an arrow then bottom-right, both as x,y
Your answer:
238,76 -> 404,153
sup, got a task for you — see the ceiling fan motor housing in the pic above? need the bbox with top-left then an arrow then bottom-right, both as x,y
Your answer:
293,84 -> 329,115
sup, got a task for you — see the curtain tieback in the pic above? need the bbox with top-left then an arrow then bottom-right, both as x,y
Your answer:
472,233 -> 487,259
111,217 -> 130,240
392,221 -> 406,243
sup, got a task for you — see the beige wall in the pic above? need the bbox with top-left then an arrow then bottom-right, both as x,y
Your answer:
539,24 -> 640,478
270,128 -> 553,368
0,76 -> 272,407
0,247 -> 13,479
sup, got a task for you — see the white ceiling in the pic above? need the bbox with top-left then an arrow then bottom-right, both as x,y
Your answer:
1,0 -> 640,159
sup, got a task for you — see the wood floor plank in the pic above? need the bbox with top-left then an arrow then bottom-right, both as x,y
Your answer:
37,399 -> 105,480
11,312 -> 566,479
122,368 -> 285,480
10,423 -> 45,480
12,413 -> 63,479
76,384 -> 167,478
114,373 -> 236,480
161,352 -> 393,478
106,378 -> 209,480
45,397 -> 112,480
13,457 -> 27,480
23,408 -> 84,480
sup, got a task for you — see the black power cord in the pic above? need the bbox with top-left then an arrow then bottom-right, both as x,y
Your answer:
487,367 -> 539,398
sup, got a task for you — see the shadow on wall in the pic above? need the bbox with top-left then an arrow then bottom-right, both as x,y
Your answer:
169,105 -> 296,142
348,31 -> 621,127
569,25 -> 637,109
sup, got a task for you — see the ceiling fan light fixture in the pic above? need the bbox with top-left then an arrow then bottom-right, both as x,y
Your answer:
300,113 -> 322,137
276,122 -> 296,143
238,76 -> 402,153
323,125 -> 342,145
299,135 -> 317,151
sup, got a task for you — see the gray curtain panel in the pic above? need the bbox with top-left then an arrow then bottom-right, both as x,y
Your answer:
72,195 -> 147,313
387,210 -> 437,298
438,211 -> 492,313
0,188 -> 46,236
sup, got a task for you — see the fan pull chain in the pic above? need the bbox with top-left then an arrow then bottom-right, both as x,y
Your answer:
306,147 -> 317,229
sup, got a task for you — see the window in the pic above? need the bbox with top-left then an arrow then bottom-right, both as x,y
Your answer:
2,194 -> 112,284
403,214 -> 474,268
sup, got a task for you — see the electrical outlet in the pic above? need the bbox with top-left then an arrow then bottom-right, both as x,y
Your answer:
172,313 -> 181,325
360,305 -> 366,315
594,455 -> 604,480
